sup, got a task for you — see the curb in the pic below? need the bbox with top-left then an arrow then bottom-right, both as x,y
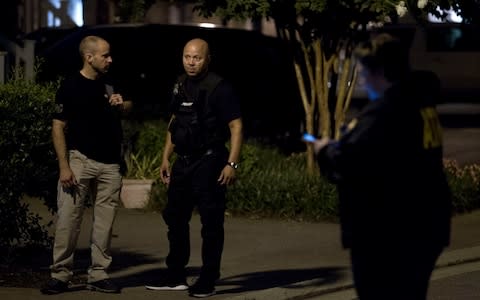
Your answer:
436,246 -> 480,268
225,246 -> 480,300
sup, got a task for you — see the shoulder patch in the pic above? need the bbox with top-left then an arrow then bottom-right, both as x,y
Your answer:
173,82 -> 180,95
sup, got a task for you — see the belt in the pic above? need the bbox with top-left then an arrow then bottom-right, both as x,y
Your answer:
177,148 -> 215,162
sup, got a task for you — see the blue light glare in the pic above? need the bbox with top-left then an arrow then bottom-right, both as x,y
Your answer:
366,87 -> 381,102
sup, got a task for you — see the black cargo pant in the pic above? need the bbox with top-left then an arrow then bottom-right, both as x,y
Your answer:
350,242 -> 443,300
163,147 -> 228,281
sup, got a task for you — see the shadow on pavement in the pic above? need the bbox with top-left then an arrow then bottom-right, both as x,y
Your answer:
215,267 -> 346,295
114,266 -> 346,295
110,259 -> 346,294
36,248 -> 165,288
105,254 -> 345,295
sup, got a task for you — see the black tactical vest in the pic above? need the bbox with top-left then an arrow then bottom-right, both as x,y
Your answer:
168,72 -> 224,155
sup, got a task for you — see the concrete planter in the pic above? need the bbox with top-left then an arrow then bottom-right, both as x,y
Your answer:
120,179 -> 155,209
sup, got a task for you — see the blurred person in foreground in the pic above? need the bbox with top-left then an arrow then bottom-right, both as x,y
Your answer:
41,35 -> 132,295
305,33 -> 452,300
145,38 -> 242,298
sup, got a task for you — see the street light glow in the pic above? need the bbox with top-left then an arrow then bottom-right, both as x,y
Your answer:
198,23 -> 217,28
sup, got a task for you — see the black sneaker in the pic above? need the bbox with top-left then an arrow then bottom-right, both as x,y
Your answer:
188,278 -> 216,298
86,279 -> 121,293
40,278 -> 69,295
145,275 -> 189,291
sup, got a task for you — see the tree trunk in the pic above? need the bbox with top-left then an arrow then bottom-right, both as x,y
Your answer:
291,35 -> 356,175
294,59 -> 315,174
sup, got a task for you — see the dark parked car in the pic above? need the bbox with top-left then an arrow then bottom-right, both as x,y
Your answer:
36,23 -> 303,141
22,26 -> 79,55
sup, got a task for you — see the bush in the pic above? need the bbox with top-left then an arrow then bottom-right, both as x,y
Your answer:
134,119 -> 168,155
225,142 -> 338,221
124,150 -> 162,180
0,78 -> 58,250
123,118 -> 168,179
444,159 -> 480,213
122,119 -> 169,207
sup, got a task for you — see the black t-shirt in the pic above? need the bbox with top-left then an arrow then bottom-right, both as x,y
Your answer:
53,72 -> 123,164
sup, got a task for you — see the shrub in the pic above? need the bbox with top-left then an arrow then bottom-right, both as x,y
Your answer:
443,159 -> 480,213
134,119 -> 168,156
124,150 -> 162,180
122,119 -> 169,207
226,142 -> 338,221
0,78 -> 58,250
122,118 -> 168,180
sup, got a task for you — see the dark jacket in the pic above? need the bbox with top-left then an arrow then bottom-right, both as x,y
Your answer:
318,71 -> 452,248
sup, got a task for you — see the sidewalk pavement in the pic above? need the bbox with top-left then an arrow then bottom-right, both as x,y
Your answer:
1,202 -> 480,300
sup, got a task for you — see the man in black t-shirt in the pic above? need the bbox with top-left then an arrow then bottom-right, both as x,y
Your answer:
145,38 -> 243,298
41,36 -> 132,295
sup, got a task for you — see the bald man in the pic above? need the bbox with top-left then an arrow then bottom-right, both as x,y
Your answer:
41,36 -> 131,295
146,38 -> 243,297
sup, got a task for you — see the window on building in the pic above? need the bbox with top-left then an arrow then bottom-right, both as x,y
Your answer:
48,0 -> 83,27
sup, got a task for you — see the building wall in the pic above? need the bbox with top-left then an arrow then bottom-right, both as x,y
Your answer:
17,0 -> 77,34
15,0 -> 277,37
144,1 -> 278,36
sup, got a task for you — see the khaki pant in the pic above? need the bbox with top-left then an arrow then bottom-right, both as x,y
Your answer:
50,150 -> 121,283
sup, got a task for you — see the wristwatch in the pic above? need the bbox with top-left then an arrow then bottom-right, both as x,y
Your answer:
227,161 -> 239,170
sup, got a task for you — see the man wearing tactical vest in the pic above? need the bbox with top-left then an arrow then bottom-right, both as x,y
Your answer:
145,38 -> 243,298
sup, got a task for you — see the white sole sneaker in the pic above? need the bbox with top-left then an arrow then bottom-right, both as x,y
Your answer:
190,290 -> 216,298
145,284 -> 189,291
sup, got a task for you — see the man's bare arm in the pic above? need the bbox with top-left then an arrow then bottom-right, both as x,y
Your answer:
227,118 -> 243,164
52,119 -> 69,170
52,119 -> 77,188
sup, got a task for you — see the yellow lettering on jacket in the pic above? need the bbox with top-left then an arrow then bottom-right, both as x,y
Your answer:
420,107 -> 442,149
